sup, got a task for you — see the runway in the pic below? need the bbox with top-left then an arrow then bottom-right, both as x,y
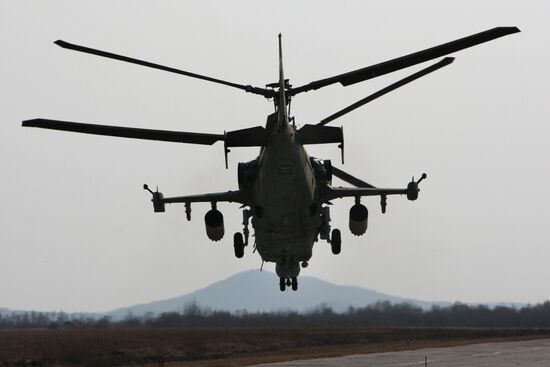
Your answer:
248,338 -> 550,366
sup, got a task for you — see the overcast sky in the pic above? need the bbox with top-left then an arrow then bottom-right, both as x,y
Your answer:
1,1 -> 548,312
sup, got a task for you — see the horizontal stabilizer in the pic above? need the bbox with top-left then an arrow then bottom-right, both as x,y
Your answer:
225,126 -> 269,147
297,125 -> 343,145
22,118 -> 224,145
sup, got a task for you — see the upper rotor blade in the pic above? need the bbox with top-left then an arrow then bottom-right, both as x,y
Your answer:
291,27 -> 520,95
54,40 -> 272,97
318,57 -> 454,126
22,118 -> 224,145
331,166 -> 375,188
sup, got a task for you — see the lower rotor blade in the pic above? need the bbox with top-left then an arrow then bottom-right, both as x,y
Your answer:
22,118 -> 224,145
318,57 -> 453,126
332,166 -> 375,188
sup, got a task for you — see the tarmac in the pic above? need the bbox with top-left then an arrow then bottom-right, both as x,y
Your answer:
248,338 -> 550,366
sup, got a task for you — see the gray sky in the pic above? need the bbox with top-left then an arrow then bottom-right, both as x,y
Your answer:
1,1 -> 548,312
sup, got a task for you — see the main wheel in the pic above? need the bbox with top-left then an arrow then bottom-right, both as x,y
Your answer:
331,228 -> 341,255
233,232 -> 244,258
291,277 -> 298,291
279,277 -> 286,292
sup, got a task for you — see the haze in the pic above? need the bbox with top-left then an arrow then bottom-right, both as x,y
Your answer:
1,1 -> 548,312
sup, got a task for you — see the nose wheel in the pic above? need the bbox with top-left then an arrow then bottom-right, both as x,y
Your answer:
279,277 -> 298,291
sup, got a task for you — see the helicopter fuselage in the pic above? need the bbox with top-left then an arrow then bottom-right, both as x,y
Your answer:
251,118 -> 321,279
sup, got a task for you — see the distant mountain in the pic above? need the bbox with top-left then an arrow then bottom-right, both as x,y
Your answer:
109,270 -> 438,319
1,271 -> 527,320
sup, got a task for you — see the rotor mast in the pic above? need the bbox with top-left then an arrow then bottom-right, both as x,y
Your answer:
277,33 -> 290,129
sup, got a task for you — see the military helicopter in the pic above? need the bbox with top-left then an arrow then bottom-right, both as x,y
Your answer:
23,27 -> 519,291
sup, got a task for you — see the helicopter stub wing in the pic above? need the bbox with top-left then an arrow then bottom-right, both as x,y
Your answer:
323,186 -> 409,214
162,190 -> 244,205
324,173 -> 427,203
143,185 -> 245,214
325,186 -> 407,200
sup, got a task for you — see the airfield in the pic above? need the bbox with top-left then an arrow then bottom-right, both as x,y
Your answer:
2,327 -> 550,366
248,338 -> 550,367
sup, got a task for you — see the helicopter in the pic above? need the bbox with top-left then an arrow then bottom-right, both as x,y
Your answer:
23,27 -> 519,291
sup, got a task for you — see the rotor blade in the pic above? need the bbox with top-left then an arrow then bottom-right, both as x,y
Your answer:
291,27 -> 520,95
318,57 -> 453,126
22,118 -> 224,145
54,40 -> 272,97
331,166 -> 375,188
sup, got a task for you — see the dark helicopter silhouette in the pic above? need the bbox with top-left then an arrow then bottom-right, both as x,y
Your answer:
23,27 -> 519,291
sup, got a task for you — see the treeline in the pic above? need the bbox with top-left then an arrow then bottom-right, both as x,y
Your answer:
2,301 -> 550,329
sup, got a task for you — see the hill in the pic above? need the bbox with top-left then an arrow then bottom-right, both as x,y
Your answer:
109,270 -> 436,319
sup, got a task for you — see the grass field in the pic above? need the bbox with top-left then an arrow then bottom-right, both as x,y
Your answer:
1,327 -> 549,366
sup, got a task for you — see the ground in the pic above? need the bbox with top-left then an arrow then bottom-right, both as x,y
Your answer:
1,327 -> 549,366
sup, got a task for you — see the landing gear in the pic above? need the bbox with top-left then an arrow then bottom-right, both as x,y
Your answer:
233,232 -> 244,258
331,228 -> 341,255
279,277 -> 286,292
233,209 -> 251,259
291,277 -> 298,291
279,277 -> 298,291
242,209 -> 251,246
320,206 -> 331,241
276,262 -> 300,291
